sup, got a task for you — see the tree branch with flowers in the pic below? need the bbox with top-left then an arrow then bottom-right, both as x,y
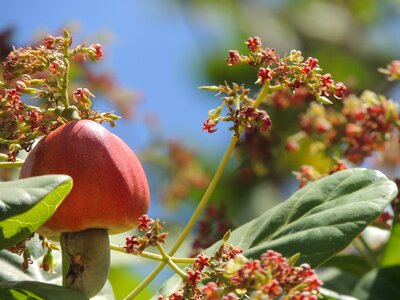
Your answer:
0,32 -> 398,300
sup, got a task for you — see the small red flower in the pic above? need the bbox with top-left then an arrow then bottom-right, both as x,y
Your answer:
169,292 -> 184,300
319,73 -> 334,96
194,254 -> 210,271
261,48 -> 279,64
138,214 -> 154,231
260,112 -> 272,131
157,232 -> 168,244
246,37 -> 262,52
226,50 -> 241,66
203,119 -> 218,133
334,82 -> 347,99
186,270 -> 201,286
286,140 -> 300,153
202,282 -> 219,299
257,67 -> 272,85
305,57 -> 319,69
240,106 -> 258,119
90,44 -> 103,60
44,35 -> 55,50
124,235 -> 139,253
222,293 -> 239,300
262,279 -> 283,298
304,276 -> 323,291
49,60 -> 62,75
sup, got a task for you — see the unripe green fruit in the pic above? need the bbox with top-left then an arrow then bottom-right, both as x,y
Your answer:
61,106 -> 81,121
54,106 -> 65,116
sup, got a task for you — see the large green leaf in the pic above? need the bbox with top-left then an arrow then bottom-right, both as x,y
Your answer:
0,281 -> 88,300
380,218 -> 400,267
0,175 -> 73,250
0,235 -> 115,300
351,266 -> 400,300
205,168 -> 397,266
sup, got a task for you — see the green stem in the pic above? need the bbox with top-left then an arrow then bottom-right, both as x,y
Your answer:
61,58 -> 70,108
168,137 -> 238,256
359,235 -> 379,267
157,244 -> 188,279
110,244 -> 194,264
60,39 -> 71,108
110,244 -> 164,261
353,236 -> 378,268
172,257 -> 196,264
167,258 -> 188,279
123,83 -> 271,299
124,262 -> 166,300
168,83 -> 270,256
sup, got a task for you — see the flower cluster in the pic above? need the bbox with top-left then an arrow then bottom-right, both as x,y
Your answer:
0,30 -> 120,161
160,246 -> 322,300
124,215 -> 168,255
294,161 -> 347,188
379,60 -> 400,81
201,83 -> 272,137
190,204 -> 233,257
202,37 -> 346,138
227,36 -> 347,103
270,87 -> 310,110
287,91 -> 400,164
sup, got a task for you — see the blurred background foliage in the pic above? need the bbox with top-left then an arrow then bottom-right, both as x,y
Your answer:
1,0 -> 400,299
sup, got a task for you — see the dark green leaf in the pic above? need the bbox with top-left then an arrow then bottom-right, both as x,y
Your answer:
352,266 -> 400,300
205,168 -> 397,266
0,175 -> 72,250
0,281 -> 88,300
323,255 -> 370,276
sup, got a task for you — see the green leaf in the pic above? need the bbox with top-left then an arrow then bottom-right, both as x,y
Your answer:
205,168 -> 397,266
380,218 -> 400,267
351,266 -> 400,300
0,235 -> 115,299
319,267 -> 362,295
320,287 -> 358,300
0,175 -> 73,250
0,281 -> 88,300
153,274 -> 183,299
323,255 -> 370,276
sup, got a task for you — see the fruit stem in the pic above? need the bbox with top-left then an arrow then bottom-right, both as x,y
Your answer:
61,229 -> 110,298
124,83 -> 271,300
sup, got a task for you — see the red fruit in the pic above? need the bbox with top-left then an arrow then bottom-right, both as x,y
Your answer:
20,119 -> 150,236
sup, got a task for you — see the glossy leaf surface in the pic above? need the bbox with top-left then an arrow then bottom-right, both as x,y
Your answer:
205,168 -> 397,266
0,175 -> 72,250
